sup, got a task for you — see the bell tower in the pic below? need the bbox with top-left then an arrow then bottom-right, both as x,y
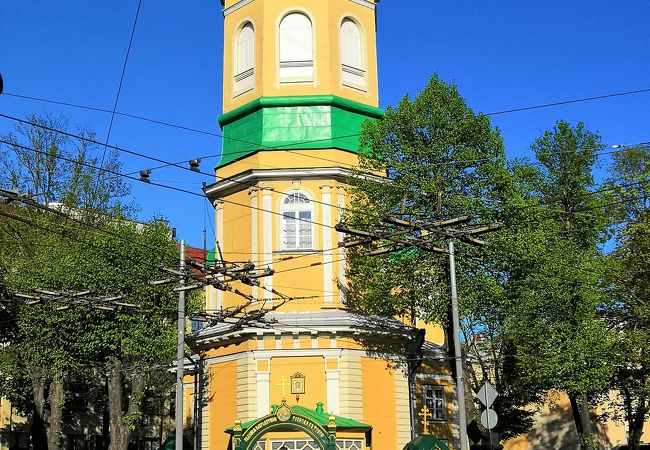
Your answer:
217,0 -> 382,168
205,0 -> 383,312
196,4 -> 458,450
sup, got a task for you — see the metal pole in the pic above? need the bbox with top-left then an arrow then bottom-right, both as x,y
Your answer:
176,240 -> 186,450
449,241 -> 468,450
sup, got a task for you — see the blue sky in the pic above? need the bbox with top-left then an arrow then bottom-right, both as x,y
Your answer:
1,1 -> 649,248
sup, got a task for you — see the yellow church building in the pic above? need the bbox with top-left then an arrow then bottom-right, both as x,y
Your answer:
190,1 -> 457,450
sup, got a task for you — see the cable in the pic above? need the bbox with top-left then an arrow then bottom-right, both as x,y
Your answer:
100,0 -> 143,166
485,87 -> 650,116
0,113 -> 357,214
3,92 -> 223,139
0,138 -> 336,231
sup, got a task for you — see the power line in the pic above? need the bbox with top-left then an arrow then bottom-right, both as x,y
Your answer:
0,138 -> 336,231
485,87 -> 650,116
100,0 -> 143,166
0,112 -> 357,214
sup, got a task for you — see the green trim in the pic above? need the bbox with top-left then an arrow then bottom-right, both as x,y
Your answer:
216,96 -> 383,168
218,95 -> 383,127
226,404 -> 371,433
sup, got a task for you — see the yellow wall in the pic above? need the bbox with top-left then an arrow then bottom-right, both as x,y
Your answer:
503,390 -> 650,450
222,0 -> 379,113
217,176 -> 349,312
270,356 -> 327,410
360,357 -> 397,450
208,360 -> 238,450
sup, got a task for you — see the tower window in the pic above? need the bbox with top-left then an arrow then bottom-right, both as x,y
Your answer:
340,18 -> 365,89
234,22 -> 255,95
423,385 -> 446,421
281,192 -> 313,250
279,13 -> 314,83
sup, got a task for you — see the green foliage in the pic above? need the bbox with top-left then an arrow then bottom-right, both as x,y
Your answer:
347,74 -> 509,323
345,74 -> 539,439
603,145 -> 650,446
0,114 -> 198,437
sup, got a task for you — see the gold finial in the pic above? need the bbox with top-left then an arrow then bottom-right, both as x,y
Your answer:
418,405 -> 430,432
328,415 -> 336,428
276,375 -> 290,398
233,419 -> 242,432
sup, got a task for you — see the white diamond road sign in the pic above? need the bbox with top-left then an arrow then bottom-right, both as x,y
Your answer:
477,381 -> 498,408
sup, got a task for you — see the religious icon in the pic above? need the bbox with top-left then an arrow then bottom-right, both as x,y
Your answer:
290,372 -> 306,395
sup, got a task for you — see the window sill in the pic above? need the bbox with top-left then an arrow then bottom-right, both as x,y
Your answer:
274,249 -> 317,254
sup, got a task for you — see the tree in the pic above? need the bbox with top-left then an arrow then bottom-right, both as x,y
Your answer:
0,114 -> 196,450
604,144 -> 650,450
344,74 -> 538,442
506,121 -> 615,450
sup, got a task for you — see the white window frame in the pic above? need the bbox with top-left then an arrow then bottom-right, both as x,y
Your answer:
339,17 -> 365,90
280,191 -> 314,251
234,21 -> 255,96
424,385 -> 446,421
278,12 -> 314,83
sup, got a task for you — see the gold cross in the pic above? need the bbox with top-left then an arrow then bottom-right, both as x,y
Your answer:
419,405 -> 430,431
277,376 -> 290,398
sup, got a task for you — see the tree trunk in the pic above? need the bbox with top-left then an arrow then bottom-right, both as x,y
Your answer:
46,373 -> 64,450
569,394 -> 596,450
107,356 -> 146,450
628,398 -> 648,450
29,368 -> 48,450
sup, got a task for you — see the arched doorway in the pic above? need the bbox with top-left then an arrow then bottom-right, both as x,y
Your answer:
229,400 -> 344,450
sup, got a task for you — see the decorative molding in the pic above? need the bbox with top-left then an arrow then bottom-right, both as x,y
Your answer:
218,95 -> 383,127
204,167 -> 385,199
415,373 -> 454,382
349,0 -> 376,10
222,0 -> 254,17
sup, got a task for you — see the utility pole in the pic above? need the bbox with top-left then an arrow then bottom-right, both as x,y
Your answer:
176,240 -> 186,450
336,215 -> 500,450
448,240 -> 468,450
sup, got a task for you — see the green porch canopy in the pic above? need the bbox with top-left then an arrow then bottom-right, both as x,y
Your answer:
403,435 -> 451,450
156,432 -> 192,450
226,402 -> 371,434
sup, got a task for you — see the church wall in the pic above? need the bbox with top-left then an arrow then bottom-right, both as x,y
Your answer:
237,355 -> 257,422
394,367 -> 412,449
269,356 -> 327,411
208,360 -> 238,450
360,357 -> 398,450
221,0 -> 379,112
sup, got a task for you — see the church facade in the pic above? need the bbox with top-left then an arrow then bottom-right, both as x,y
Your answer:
189,1 -> 457,450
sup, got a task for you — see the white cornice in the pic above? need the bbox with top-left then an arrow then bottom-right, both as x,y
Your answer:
223,0 -> 254,17
204,167 -> 385,199
349,0 -> 376,10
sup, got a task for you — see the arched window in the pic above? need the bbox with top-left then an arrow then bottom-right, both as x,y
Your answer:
340,18 -> 365,88
279,13 -> 313,82
234,22 -> 255,94
281,192 -> 313,250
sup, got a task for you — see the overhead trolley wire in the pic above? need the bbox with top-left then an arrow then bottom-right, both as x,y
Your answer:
0,138 -> 337,231
100,0 -> 143,166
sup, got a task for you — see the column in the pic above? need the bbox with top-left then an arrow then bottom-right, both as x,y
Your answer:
320,185 -> 334,303
249,187 -> 259,301
215,199 -> 224,310
262,188 -> 274,294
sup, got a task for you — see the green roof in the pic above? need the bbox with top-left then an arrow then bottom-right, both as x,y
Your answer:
226,403 -> 371,433
206,247 -> 216,266
403,436 -> 450,450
